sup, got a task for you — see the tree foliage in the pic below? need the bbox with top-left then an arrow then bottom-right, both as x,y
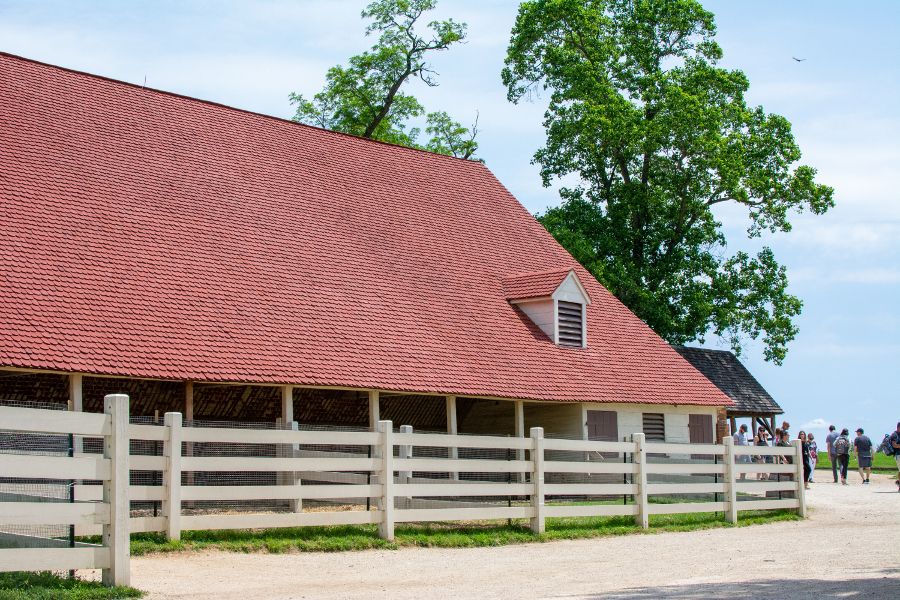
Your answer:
502,0 -> 833,363
291,0 -> 479,159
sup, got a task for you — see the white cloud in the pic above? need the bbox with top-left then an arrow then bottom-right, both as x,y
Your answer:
801,418 -> 829,430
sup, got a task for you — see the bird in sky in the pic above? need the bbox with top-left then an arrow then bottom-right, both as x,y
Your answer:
792,57 -> 807,62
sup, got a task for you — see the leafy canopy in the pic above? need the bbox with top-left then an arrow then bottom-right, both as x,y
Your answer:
291,0 -> 479,159
502,0 -> 833,363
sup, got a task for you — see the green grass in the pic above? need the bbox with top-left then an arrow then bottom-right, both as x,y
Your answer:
124,510 -> 799,555
815,451 -> 897,473
0,572 -> 142,600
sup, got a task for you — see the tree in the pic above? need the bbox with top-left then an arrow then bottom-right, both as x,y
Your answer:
502,0 -> 833,364
291,0 -> 479,159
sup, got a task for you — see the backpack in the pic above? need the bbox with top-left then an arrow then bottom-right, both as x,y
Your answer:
883,434 -> 897,456
833,436 -> 850,456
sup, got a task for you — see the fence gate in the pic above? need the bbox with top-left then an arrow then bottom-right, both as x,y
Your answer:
0,395 -> 130,585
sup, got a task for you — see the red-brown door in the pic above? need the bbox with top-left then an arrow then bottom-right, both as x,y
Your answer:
688,414 -> 713,444
587,410 -> 618,441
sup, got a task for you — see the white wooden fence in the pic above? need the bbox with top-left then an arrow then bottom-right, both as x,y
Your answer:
0,401 -> 806,585
0,395 -> 130,586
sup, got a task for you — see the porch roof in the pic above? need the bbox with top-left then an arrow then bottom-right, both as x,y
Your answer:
674,347 -> 782,415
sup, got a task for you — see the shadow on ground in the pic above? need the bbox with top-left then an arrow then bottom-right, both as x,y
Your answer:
570,570 -> 900,599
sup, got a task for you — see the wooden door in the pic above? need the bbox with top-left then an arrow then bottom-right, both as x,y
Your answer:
689,414 -> 713,444
587,410 -> 619,459
587,410 -> 618,441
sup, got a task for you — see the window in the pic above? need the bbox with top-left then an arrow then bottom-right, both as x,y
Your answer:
557,301 -> 584,347
642,413 -> 665,442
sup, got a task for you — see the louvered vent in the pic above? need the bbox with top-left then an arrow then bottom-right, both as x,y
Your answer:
557,301 -> 584,347
642,413 -> 666,441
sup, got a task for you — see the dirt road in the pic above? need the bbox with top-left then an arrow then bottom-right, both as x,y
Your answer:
133,474 -> 900,599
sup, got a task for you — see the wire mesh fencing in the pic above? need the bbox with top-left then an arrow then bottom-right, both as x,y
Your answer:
0,399 -> 75,550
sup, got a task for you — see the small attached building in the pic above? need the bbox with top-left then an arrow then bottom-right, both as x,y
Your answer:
0,52 -> 731,442
675,347 -> 784,442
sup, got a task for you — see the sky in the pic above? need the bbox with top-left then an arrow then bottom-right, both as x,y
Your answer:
1,0 -> 897,443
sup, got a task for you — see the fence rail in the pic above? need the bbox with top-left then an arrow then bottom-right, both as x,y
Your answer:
1,400 -> 807,585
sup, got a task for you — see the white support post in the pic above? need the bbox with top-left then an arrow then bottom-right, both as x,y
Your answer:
68,374 -> 83,455
163,412 -> 182,541
530,427 -> 545,534
289,420 -> 302,512
102,394 -> 130,587
515,400 -> 526,483
446,396 -> 458,480
793,439 -> 807,518
377,420 -> 395,541
281,385 -> 293,423
368,390 -> 380,431
723,435 -> 738,524
633,433 -> 649,529
184,382 -> 194,486
399,425 -> 413,508
184,382 -> 194,421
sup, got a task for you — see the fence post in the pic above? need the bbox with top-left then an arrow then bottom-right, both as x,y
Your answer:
792,439 -> 807,518
723,435 -> 737,524
163,412 -> 182,541
377,420 -> 395,541
529,427 -> 545,534
633,433 -> 648,529
102,394 -> 130,587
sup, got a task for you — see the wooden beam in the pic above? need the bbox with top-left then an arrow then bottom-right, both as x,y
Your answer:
515,400 -> 526,482
185,382 -> 194,421
68,374 -> 83,412
368,390 -> 380,431
447,396 -> 458,480
515,401 -> 525,438
446,396 -> 457,434
281,385 -> 294,423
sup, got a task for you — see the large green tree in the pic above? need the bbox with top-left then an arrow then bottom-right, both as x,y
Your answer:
291,0 -> 479,159
502,0 -> 833,363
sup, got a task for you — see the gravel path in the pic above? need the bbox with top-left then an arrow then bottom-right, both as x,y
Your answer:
133,474 -> 900,599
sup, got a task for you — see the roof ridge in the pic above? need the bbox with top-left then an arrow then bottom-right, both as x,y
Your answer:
0,50 -> 484,166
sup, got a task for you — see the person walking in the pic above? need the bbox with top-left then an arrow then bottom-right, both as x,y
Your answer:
890,422 -> 900,492
807,433 -> 818,482
853,428 -> 873,484
833,428 -> 851,485
799,431 -> 812,489
754,427 -> 769,480
733,424 -> 750,480
825,425 -> 839,483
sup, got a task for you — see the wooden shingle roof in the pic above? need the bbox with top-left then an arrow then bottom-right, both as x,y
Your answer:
675,347 -> 783,415
0,52 -> 732,407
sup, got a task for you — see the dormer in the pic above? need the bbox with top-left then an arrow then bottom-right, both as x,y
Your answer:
503,269 -> 591,348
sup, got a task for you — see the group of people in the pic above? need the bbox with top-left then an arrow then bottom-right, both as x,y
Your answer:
824,425 -> 870,485
733,421 -> 808,486
733,420 -> 900,493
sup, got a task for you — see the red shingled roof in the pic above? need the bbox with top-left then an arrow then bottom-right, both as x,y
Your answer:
0,53 -> 730,406
502,269 -> 574,301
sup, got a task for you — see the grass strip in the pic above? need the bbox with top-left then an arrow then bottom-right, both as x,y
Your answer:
0,572 -> 142,600
127,509 -> 799,555
815,451 -> 896,474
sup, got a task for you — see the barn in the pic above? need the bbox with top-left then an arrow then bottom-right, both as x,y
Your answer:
0,52 -> 731,444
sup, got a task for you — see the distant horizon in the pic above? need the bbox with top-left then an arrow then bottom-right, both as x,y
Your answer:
1,0 -> 896,441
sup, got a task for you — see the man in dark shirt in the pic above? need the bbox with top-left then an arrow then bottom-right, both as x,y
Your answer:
853,428 -> 873,484
825,425 -> 839,483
